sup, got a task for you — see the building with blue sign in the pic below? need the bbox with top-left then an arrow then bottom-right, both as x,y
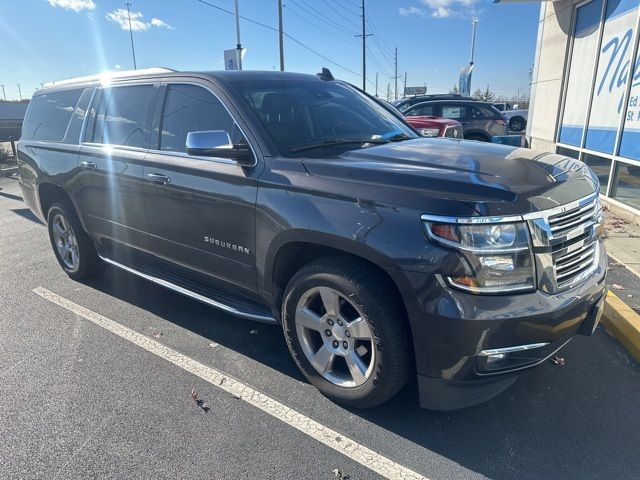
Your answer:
527,0 -> 640,217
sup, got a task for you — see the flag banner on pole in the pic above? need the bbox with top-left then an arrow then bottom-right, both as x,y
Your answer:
459,64 -> 474,97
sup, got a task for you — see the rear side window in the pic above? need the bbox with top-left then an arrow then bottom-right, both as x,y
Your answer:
441,105 -> 466,120
22,89 -> 83,141
469,106 -> 486,120
159,84 -> 237,153
91,85 -> 155,148
407,104 -> 437,117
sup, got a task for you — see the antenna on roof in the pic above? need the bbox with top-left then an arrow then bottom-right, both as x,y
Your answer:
316,68 -> 334,81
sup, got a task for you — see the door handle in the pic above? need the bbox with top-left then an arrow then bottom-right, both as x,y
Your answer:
147,173 -> 171,185
80,160 -> 96,170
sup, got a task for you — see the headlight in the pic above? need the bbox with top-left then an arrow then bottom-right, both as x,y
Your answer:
423,220 -> 536,294
419,128 -> 441,137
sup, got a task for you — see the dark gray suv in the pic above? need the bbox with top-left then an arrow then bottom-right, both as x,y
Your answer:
17,68 -> 606,411
400,100 -> 509,142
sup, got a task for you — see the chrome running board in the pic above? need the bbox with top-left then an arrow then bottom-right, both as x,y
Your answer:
99,255 -> 277,324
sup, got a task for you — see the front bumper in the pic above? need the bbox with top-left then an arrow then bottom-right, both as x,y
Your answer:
403,239 -> 607,410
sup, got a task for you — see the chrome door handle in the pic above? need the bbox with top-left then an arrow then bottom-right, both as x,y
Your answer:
147,173 -> 171,185
80,160 -> 96,169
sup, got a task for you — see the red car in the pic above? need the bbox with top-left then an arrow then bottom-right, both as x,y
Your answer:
404,115 -> 464,139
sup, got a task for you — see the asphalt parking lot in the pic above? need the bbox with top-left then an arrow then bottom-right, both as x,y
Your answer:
1,174 -> 640,480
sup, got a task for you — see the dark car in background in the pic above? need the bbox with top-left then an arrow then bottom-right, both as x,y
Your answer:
18,68 -> 607,411
400,99 -> 509,142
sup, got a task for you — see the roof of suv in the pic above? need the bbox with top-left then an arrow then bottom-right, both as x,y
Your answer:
41,68 -> 334,92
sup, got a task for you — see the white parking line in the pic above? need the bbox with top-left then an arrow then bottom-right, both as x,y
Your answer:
33,287 -> 429,480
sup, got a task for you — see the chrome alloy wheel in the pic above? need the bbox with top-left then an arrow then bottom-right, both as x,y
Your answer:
52,213 -> 79,270
295,286 -> 375,387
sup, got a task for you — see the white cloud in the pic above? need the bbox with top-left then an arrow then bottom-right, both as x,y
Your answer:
399,6 -> 426,17
106,8 -> 173,32
400,0 -> 480,19
150,18 -> 174,29
47,0 -> 95,12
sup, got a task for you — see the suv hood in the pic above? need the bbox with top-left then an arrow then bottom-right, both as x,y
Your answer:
302,138 -> 598,217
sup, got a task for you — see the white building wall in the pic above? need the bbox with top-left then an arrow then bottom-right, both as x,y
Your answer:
528,1 -> 575,152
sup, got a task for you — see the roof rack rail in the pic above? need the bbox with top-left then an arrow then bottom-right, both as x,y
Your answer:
43,67 -> 176,88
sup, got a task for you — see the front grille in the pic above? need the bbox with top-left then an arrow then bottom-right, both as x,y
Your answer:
444,126 -> 464,139
548,201 -> 598,237
554,240 -> 598,288
526,194 -> 602,293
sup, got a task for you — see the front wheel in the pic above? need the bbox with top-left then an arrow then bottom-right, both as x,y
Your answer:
47,201 -> 105,280
282,257 -> 412,408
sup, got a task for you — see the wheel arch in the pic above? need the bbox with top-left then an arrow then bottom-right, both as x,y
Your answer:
38,183 -> 88,232
263,231 -> 418,327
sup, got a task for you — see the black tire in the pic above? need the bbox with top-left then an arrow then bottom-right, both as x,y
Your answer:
47,201 -> 105,280
509,116 -> 525,132
282,256 -> 412,408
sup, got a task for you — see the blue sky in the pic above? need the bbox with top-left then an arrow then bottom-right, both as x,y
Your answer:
0,0 -> 540,101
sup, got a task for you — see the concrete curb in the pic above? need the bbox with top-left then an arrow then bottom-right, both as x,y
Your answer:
602,291 -> 640,362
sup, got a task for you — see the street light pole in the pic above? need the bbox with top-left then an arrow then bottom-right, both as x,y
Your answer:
470,18 -> 478,66
235,0 -> 243,70
125,2 -> 137,70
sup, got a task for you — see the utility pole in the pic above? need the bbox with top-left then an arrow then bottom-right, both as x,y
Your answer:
356,0 -> 372,92
277,0 -> 284,71
0,85 -> 5,101
403,72 -> 407,97
375,72 -> 378,97
394,47 -> 398,101
125,3 -> 137,70
17,84 -> 22,101
235,0 -> 243,70
386,82 -> 390,102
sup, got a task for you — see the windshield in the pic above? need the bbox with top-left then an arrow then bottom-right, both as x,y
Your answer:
229,78 -> 417,156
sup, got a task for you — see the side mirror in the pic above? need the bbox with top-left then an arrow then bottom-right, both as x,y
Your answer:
186,130 -> 254,166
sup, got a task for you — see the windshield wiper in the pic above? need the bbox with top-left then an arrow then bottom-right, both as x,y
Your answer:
290,138 -> 388,153
385,132 -> 412,142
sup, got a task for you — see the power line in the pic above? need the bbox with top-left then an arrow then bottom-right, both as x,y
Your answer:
366,18 -> 394,60
287,2 -> 358,43
318,0 -> 360,26
293,0 -> 357,34
195,0 -> 362,79
366,46 -> 392,78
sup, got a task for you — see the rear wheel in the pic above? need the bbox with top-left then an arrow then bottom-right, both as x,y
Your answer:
282,257 -> 412,408
509,116 -> 525,132
47,201 -> 105,280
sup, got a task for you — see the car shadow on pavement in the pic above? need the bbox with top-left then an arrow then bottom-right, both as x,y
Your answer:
10,208 -> 42,224
83,266 -> 307,382
84,266 -> 640,480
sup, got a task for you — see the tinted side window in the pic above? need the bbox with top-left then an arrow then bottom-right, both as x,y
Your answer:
93,85 -> 155,148
468,106 -> 486,120
64,88 -> 93,143
160,85 -> 236,153
441,105 -> 466,120
407,104 -> 436,117
22,89 -> 83,141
